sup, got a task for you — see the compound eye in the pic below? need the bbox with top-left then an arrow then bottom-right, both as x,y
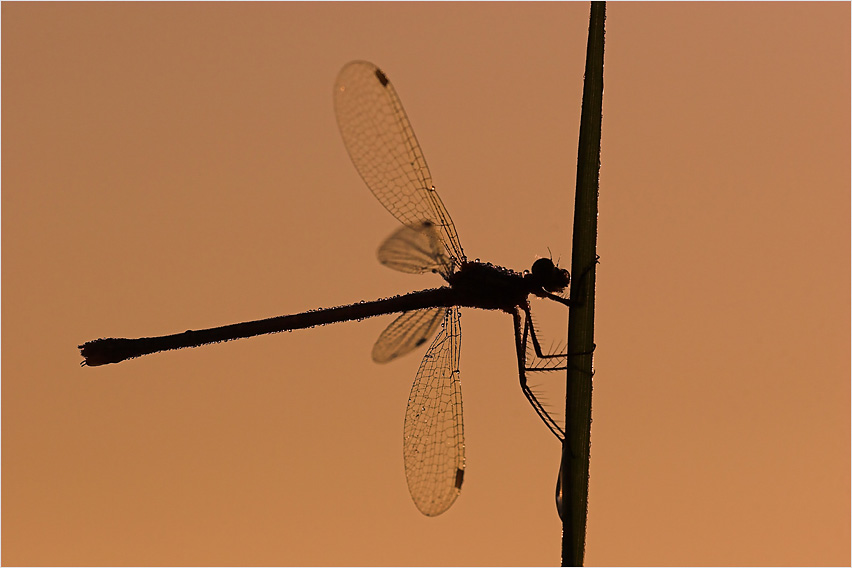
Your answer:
531,258 -> 569,293
546,268 -> 571,293
531,258 -> 555,280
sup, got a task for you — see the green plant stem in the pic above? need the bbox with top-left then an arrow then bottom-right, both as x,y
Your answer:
562,2 -> 605,566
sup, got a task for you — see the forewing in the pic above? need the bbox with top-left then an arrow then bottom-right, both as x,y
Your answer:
377,221 -> 454,278
334,60 -> 465,268
403,307 -> 464,516
372,307 -> 446,364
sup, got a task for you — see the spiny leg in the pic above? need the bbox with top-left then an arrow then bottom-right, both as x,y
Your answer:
513,304 -> 598,441
512,308 -> 565,440
522,304 -> 596,367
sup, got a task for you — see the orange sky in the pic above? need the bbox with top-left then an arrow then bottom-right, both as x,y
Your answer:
3,2 -> 849,566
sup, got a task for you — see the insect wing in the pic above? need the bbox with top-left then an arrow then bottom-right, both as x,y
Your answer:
403,307 -> 464,516
377,221 -> 454,278
334,60 -> 465,269
372,307 -> 446,364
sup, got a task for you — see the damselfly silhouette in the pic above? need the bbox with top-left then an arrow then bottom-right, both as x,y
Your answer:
80,61 -> 576,516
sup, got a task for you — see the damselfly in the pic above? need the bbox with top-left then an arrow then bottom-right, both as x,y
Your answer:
80,61 -> 575,516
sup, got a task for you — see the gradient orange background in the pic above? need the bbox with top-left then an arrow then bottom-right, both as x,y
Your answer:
3,2 -> 849,566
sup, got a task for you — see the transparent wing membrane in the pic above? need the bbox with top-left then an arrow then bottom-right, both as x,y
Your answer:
334,61 -> 465,269
403,307 -> 464,516
377,221 -> 455,278
372,307 -> 447,364
335,61 -> 469,516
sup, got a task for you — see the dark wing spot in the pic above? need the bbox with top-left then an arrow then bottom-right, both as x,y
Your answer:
455,468 -> 464,489
375,68 -> 389,87
415,338 -> 427,347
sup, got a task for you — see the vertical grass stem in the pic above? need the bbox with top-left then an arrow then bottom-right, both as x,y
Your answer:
562,2 -> 605,565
